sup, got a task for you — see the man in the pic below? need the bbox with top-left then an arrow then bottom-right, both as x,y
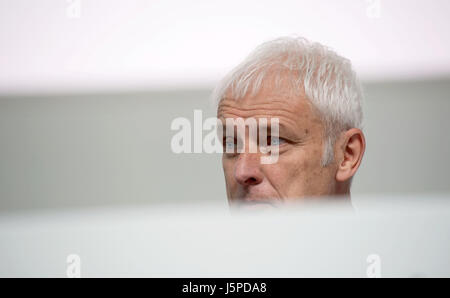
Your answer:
212,37 -> 365,208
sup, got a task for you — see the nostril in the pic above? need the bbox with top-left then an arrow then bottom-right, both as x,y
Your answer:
245,177 -> 259,185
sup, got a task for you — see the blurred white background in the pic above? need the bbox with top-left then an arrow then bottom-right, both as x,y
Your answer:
1,0 -> 450,211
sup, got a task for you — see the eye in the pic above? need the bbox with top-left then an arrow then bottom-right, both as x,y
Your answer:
224,136 -> 236,151
268,136 -> 286,147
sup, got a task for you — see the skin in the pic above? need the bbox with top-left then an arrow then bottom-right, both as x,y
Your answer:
217,78 -> 365,209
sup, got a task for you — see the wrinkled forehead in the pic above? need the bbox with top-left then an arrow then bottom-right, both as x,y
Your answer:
216,69 -> 325,134
217,94 -> 324,140
218,81 -> 315,119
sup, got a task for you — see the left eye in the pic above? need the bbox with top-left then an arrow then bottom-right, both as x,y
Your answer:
269,136 -> 285,146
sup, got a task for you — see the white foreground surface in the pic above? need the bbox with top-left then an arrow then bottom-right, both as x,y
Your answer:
0,196 -> 449,277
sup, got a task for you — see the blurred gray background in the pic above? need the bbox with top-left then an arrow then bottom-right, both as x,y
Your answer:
1,78 -> 449,211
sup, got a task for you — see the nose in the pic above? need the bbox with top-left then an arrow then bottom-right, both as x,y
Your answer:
234,153 -> 264,186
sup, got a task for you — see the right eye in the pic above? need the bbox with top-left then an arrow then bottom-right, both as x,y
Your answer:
224,136 -> 236,151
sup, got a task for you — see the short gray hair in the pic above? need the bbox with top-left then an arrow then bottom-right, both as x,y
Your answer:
212,36 -> 363,166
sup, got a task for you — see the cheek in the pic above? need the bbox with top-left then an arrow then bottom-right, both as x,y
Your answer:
290,157 -> 311,185
302,147 -> 326,178
277,146 -> 325,194
222,157 -> 236,186
262,155 -> 310,193
299,145 -> 337,195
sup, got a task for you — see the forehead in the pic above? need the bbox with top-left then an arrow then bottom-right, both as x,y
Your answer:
217,85 -> 321,131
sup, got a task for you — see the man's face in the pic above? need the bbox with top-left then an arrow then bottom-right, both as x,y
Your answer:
217,84 -> 339,208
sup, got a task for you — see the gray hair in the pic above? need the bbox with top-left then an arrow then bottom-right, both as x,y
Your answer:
212,36 -> 363,166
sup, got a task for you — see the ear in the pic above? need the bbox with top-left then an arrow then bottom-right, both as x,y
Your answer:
335,128 -> 366,182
